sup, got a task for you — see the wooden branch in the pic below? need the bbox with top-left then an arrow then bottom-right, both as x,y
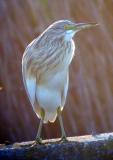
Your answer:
0,132 -> 113,160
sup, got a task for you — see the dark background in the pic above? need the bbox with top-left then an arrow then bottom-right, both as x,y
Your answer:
0,0 -> 113,143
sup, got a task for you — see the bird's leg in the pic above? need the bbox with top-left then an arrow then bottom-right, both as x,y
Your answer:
57,107 -> 68,142
32,108 -> 45,146
36,108 -> 45,144
35,119 -> 43,144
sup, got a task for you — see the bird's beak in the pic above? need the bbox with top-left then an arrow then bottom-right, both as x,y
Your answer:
65,23 -> 99,31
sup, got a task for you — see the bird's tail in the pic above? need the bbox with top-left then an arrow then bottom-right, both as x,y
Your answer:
43,111 -> 57,123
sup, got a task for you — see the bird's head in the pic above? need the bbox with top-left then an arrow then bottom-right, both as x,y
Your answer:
48,20 -> 98,41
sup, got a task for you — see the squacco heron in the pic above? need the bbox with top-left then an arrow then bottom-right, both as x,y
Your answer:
22,20 -> 97,144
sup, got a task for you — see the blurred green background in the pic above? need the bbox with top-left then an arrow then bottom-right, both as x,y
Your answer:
0,0 -> 113,143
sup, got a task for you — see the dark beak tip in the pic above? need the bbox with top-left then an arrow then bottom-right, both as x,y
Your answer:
91,23 -> 99,26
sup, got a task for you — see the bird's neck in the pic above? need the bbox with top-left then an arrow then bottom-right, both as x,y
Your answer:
64,30 -> 76,41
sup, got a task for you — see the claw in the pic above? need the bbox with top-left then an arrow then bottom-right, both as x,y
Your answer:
36,137 -> 43,145
59,136 -> 68,143
30,138 -> 42,148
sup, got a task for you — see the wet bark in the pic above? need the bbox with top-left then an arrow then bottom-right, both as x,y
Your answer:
0,132 -> 113,160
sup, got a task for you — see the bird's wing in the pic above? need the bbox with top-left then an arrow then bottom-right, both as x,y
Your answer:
22,35 -> 51,106
26,76 -> 36,106
22,63 -> 36,106
22,40 -> 37,106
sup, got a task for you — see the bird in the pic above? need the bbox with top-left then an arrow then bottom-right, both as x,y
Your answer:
22,20 -> 98,144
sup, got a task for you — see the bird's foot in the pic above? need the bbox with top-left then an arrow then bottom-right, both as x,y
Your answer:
36,137 -> 43,144
59,136 -> 68,143
30,138 -> 42,148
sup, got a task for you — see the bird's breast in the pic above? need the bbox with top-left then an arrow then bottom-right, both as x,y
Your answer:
43,40 -> 75,74
35,40 -> 75,85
